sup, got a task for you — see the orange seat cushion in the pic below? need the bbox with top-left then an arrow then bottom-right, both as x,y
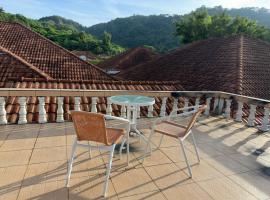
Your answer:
106,128 -> 125,145
155,121 -> 187,138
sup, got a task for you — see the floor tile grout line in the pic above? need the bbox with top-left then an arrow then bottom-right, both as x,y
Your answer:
15,124 -> 42,200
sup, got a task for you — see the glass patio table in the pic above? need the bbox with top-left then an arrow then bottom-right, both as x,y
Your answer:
109,95 -> 155,164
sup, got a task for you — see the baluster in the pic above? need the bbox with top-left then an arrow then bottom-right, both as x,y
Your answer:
18,97 -> 27,124
0,97 -> 7,124
172,97 -> 178,115
121,105 -> 126,118
160,97 -> 167,117
91,97 -> 98,113
218,98 -> 224,114
38,97 -> 47,123
259,107 -> 270,132
147,105 -> 153,118
56,97 -> 64,123
224,99 -> 232,119
195,97 -> 200,110
137,106 -> 140,119
74,97 -> 81,111
247,104 -> 256,127
235,101 -> 243,122
106,98 -> 112,116
183,98 -> 189,112
204,97 -> 211,116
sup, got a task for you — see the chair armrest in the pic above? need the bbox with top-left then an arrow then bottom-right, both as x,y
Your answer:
104,115 -> 130,123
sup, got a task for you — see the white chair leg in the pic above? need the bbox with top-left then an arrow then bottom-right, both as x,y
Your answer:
142,129 -> 155,163
179,139 -> 192,178
103,144 -> 116,197
190,131 -> 200,163
119,137 -> 127,159
66,138 -> 77,187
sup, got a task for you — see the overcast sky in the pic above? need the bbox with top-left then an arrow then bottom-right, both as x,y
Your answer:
1,0 -> 270,26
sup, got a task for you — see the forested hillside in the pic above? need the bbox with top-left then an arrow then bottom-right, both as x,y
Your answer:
88,6 -> 270,51
0,10 -> 124,55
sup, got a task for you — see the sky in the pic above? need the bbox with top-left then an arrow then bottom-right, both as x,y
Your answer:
1,0 -> 270,26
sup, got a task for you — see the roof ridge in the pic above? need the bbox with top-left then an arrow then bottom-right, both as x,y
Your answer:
10,22 -> 116,80
0,46 -> 53,80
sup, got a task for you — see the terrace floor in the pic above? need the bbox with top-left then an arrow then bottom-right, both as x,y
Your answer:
0,116 -> 270,200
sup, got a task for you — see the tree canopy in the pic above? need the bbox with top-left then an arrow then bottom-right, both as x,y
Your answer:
175,9 -> 270,44
0,11 -> 124,55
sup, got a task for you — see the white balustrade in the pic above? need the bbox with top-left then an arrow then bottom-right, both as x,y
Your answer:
56,97 -> 64,123
235,101 -> 243,122
259,107 -> 270,132
247,104 -> 256,127
137,106 -> 141,119
204,97 -> 211,116
218,98 -> 224,114
18,97 -> 27,124
0,97 -> 7,124
147,105 -> 153,117
106,98 -> 112,116
183,98 -> 189,112
172,98 -> 178,115
160,97 -> 167,117
195,97 -> 200,110
224,99 -> 232,119
91,97 -> 98,113
38,97 -> 47,124
74,97 -> 81,111
121,105 -> 126,118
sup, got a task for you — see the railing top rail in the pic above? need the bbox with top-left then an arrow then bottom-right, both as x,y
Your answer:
0,88 -> 269,106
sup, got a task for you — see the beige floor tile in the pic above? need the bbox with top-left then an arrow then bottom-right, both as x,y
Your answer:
0,165 -> 27,188
35,135 -> 66,148
30,146 -> 67,164
111,168 -> 158,197
0,150 -> 32,167
145,163 -> 193,189
140,149 -> 172,167
229,153 -> 267,170
18,180 -> 68,200
198,177 -> 257,200
204,155 -> 250,175
68,176 -> 118,200
119,190 -> 166,200
0,187 -> 20,200
23,161 -> 67,186
162,182 -> 213,200
0,138 -> 36,151
192,143 -> 224,158
161,146 -> 197,163
177,160 -> 223,182
229,171 -> 270,200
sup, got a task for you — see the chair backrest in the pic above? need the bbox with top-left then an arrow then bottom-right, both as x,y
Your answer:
70,111 -> 109,145
185,105 -> 207,134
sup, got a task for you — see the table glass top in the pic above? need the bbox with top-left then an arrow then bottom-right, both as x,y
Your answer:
109,95 -> 155,106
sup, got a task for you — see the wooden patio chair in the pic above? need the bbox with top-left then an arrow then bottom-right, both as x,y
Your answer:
144,105 -> 206,177
66,111 -> 130,197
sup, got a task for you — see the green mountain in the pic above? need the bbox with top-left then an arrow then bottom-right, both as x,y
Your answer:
0,12 -> 124,55
87,15 -> 181,52
87,6 -> 270,51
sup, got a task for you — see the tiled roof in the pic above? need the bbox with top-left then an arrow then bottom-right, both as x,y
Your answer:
98,47 -> 158,71
0,22 -> 113,81
0,47 -> 52,87
4,78 -> 184,123
119,35 -> 270,100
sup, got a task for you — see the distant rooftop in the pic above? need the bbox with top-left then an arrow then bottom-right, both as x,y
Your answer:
119,35 -> 270,100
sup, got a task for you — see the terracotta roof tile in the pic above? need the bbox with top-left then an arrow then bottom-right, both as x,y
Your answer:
0,22 -> 113,81
119,35 -> 270,100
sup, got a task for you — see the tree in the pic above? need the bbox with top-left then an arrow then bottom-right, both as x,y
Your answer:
102,31 -> 112,47
0,7 -> 4,13
175,10 -> 270,44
